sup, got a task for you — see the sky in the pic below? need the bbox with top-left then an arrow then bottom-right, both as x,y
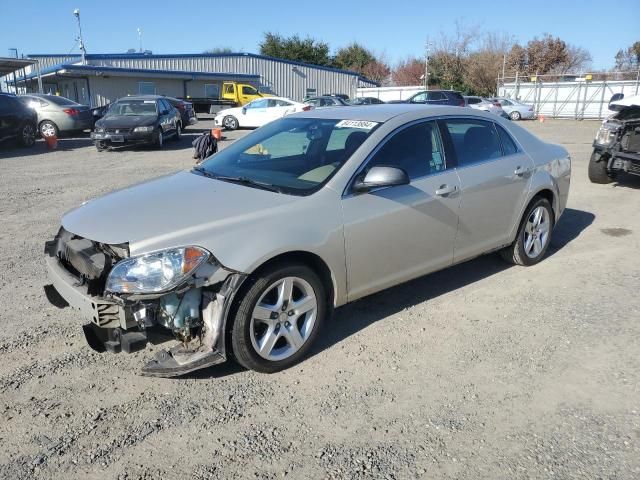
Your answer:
0,0 -> 638,70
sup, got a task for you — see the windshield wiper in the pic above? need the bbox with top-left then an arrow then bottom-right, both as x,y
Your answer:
193,168 -> 282,193
213,175 -> 283,193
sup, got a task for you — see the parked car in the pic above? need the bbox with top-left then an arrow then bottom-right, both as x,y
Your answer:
388,90 -> 466,107
214,97 -> 310,130
490,97 -> 535,120
90,103 -> 110,124
350,97 -> 385,105
91,95 -> 182,150
44,104 -> 571,377
0,92 -> 37,147
164,96 -> 198,127
304,96 -> 350,108
589,94 -> 640,183
18,93 -> 93,137
464,96 -> 505,116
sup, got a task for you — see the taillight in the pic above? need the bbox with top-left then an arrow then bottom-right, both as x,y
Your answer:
63,108 -> 80,115
302,105 -> 312,111
493,102 -> 501,107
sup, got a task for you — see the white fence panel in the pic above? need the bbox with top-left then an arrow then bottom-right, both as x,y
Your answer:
499,80 -> 639,119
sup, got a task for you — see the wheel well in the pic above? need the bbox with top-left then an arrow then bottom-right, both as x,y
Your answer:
250,251 -> 335,308
530,189 -> 556,222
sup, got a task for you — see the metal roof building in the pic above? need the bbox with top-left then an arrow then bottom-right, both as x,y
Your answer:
5,52 -> 378,108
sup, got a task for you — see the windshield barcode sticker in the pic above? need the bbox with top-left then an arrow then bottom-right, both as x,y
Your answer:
335,120 -> 378,130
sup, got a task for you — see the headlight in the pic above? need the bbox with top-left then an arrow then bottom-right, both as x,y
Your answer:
95,126 -> 104,133
595,126 -> 617,146
133,126 -> 154,133
106,246 -> 209,294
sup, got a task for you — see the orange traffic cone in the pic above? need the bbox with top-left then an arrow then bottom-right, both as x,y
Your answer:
43,131 -> 58,150
538,115 -> 545,123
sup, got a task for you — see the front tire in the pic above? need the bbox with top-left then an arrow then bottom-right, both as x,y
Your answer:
588,151 -> 613,184
155,129 -> 164,149
223,115 -> 239,131
509,111 -> 521,121
230,264 -> 326,373
500,197 -> 554,266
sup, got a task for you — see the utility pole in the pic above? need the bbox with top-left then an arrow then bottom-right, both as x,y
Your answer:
73,9 -> 87,65
424,40 -> 433,90
9,48 -> 18,93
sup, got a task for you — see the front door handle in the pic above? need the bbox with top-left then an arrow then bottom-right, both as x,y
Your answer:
435,184 -> 458,196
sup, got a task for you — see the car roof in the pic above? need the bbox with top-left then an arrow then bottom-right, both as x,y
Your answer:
119,95 -> 163,101
292,104 -> 490,122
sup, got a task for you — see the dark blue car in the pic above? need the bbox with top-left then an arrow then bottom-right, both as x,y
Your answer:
389,90 -> 465,107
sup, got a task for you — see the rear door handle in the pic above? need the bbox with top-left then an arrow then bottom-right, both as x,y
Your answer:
514,166 -> 526,176
435,184 -> 458,196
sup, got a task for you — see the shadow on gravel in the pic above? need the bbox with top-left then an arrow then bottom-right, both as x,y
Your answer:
310,207 -> 594,360
0,134 -> 94,159
547,208 -> 595,255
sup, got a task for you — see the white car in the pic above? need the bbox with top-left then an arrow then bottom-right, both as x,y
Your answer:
214,97 -> 311,130
464,96 -> 505,116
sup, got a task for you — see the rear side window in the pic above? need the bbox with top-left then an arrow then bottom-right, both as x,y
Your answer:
366,121 -> 445,179
443,119 -> 502,166
467,97 -> 481,105
496,125 -> 519,155
427,91 -> 446,101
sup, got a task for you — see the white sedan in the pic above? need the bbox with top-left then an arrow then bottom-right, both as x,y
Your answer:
214,97 -> 311,130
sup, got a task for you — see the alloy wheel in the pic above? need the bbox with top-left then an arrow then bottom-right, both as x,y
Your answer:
249,276 -> 317,361
40,122 -> 56,137
523,206 -> 550,258
22,124 -> 36,146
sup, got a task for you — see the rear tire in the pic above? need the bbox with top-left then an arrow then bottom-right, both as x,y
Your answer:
509,111 -> 521,121
223,115 -> 239,131
500,197 -> 554,266
230,263 -> 326,373
39,120 -> 58,138
173,122 -> 182,142
588,151 -> 613,184
18,122 -> 36,147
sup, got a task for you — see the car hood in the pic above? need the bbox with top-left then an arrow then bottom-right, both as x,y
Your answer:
62,170 -> 299,257
97,115 -> 156,128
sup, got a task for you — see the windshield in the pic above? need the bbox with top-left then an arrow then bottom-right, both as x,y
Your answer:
197,117 -> 380,195
105,100 -> 157,117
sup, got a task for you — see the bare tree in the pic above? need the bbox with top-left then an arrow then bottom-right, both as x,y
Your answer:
392,57 -> 424,86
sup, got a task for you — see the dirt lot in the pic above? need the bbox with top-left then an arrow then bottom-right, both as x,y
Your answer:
0,118 -> 638,480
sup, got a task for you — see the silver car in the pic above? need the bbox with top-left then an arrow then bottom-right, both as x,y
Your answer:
44,105 -> 571,377
491,97 -> 536,120
464,96 -> 505,116
19,94 -> 93,136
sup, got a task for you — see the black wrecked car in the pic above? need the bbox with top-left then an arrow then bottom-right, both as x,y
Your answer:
91,95 -> 182,151
0,92 -> 37,147
589,94 -> 640,183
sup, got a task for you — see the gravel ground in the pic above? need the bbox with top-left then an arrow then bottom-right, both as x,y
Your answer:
0,118 -> 638,480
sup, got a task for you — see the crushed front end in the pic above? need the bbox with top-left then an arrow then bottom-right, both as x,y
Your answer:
593,106 -> 640,177
44,227 -> 246,377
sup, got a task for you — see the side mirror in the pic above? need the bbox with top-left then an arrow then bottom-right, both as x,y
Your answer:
353,166 -> 410,193
608,93 -> 625,111
242,107 -> 247,114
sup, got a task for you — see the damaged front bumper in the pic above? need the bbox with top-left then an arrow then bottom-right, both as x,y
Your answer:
44,230 -> 247,377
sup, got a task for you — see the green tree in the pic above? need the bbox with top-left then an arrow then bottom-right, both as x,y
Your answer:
333,43 -> 376,72
259,32 -> 331,66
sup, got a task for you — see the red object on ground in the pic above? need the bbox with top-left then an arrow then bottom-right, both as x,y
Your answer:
211,128 -> 222,141
43,131 -> 58,150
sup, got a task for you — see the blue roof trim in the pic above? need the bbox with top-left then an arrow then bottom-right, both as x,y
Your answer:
27,52 -> 375,81
16,63 -> 260,82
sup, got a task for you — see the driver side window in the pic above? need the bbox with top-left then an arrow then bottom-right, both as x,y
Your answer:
365,121 -> 445,179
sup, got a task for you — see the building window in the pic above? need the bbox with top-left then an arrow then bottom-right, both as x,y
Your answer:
204,84 -> 219,98
305,88 -> 317,99
138,82 -> 156,95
